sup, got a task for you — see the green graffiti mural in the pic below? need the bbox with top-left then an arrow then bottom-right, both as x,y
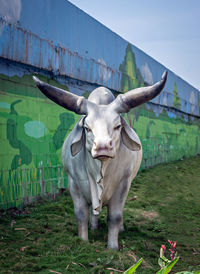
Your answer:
146,120 -> 156,139
53,113 -> 75,150
24,121 -> 47,138
0,73 -> 80,208
0,75 -> 78,170
119,43 -> 145,129
131,105 -> 200,169
119,44 -> 200,169
6,100 -> 32,169
82,90 -> 90,99
172,81 -> 181,109
119,43 -> 145,92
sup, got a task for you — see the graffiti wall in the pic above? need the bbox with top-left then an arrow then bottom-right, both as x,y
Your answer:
0,0 -> 199,209
0,63 -> 75,208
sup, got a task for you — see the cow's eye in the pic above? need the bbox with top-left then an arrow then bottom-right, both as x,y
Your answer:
85,126 -> 91,133
114,125 -> 121,130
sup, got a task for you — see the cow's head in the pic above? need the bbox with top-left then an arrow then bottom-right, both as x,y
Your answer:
33,71 -> 167,161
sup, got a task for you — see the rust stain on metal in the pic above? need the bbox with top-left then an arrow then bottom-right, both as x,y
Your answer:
0,18 -> 121,91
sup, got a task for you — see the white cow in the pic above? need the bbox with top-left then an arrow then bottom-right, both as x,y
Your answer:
33,71 -> 167,249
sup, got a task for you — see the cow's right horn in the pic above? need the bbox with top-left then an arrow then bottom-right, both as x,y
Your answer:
111,71 -> 168,113
33,76 -> 89,115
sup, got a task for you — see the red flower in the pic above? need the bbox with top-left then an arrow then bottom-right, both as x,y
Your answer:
168,240 -> 177,249
168,240 -> 177,260
160,244 -> 166,258
161,245 -> 166,253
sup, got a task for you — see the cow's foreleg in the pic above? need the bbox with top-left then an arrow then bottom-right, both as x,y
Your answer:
119,217 -> 125,232
90,208 -> 98,230
76,203 -> 89,241
107,178 -> 131,250
69,177 -> 89,241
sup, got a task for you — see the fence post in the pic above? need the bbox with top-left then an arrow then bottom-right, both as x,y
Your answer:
39,164 -> 45,196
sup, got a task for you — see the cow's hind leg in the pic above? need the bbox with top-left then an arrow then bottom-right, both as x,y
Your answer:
69,176 -> 89,241
107,178 -> 131,250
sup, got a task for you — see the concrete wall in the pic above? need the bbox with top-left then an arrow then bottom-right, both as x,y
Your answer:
0,0 -> 200,208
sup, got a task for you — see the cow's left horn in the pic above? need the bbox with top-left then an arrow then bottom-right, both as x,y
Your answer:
33,76 -> 88,115
111,71 -> 168,113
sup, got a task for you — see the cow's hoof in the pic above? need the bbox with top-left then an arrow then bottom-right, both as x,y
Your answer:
107,244 -> 119,250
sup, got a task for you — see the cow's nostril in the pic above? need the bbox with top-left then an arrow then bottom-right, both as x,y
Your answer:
93,139 -> 113,151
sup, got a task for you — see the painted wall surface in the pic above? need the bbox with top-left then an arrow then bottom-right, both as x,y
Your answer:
0,0 -> 200,209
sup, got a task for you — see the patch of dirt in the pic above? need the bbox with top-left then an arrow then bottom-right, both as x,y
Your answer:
141,210 -> 159,220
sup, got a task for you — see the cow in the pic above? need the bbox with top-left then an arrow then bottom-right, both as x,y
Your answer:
33,71 -> 167,250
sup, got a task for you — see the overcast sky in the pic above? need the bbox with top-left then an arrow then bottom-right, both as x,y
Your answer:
68,0 -> 200,91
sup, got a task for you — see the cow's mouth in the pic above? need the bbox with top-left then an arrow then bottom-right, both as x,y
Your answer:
92,147 -> 115,161
92,148 -> 114,161
95,155 -> 113,161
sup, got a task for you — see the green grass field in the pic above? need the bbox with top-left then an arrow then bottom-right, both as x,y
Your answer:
0,155 -> 200,273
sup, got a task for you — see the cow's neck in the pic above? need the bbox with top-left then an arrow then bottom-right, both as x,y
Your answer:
100,142 -> 122,178
98,139 -> 127,206
85,149 -> 103,215
85,143 -> 123,215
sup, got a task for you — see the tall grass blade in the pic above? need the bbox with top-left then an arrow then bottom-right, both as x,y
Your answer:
123,258 -> 143,274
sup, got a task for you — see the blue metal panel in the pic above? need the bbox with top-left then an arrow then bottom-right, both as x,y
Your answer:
0,0 -> 199,116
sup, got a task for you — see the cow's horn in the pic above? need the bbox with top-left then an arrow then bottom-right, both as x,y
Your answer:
33,76 -> 88,115
111,71 -> 168,113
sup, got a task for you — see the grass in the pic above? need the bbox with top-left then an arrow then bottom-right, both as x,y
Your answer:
0,155 -> 200,273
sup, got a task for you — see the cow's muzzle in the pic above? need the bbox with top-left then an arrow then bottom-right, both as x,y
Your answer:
93,149 -> 114,161
92,140 -> 115,160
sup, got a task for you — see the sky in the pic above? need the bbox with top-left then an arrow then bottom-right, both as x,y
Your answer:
68,0 -> 200,91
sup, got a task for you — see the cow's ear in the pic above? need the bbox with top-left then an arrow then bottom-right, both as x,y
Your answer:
71,117 -> 85,156
120,116 -> 141,151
